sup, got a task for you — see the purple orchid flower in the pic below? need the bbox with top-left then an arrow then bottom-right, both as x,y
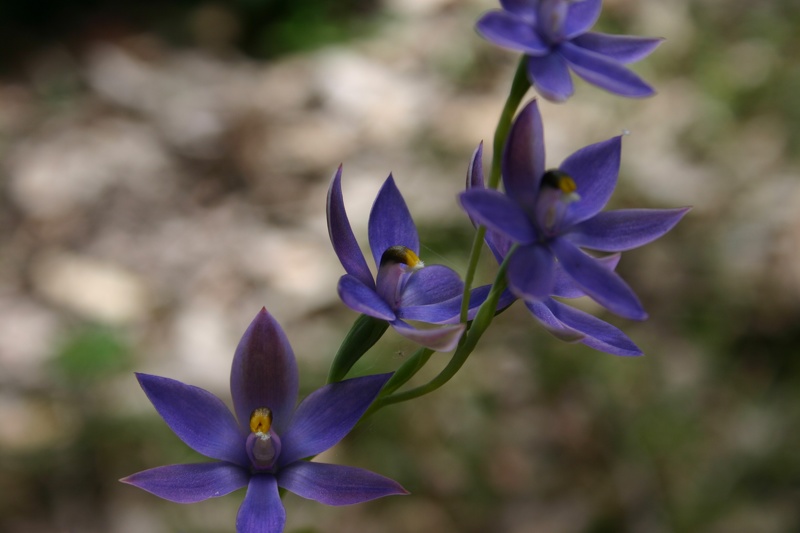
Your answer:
460,100 -> 688,354
476,0 -> 662,101
327,166 -> 467,351
121,308 -> 406,533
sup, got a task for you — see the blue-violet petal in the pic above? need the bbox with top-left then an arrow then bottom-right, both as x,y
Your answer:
236,475 -> 285,533
459,189 -> 538,244
560,41 -> 656,98
121,462 -> 249,504
503,100 -> 546,205
338,275 -> 397,321
572,32 -> 663,64
391,320 -> 465,352
567,208 -> 690,252
526,52 -> 574,102
327,166 -> 375,289
476,10 -> 549,55
230,308 -> 299,435
368,175 -> 419,269
559,135 -> 621,228
550,238 -> 647,320
562,0 -> 602,39
136,373 -> 247,465
278,462 -> 408,506
506,243 -> 556,301
279,374 -> 392,466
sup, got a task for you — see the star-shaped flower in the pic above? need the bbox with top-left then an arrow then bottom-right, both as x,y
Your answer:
460,100 -> 688,354
327,167 -> 467,351
476,0 -> 662,101
121,308 -> 406,533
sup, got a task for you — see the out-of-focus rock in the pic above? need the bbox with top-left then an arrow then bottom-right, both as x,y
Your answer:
30,251 -> 152,324
7,117 -> 173,219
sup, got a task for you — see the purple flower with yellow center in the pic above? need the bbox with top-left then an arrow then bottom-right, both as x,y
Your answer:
327,167 -> 467,351
460,100 -> 688,354
476,0 -> 662,101
121,308 -> 406,533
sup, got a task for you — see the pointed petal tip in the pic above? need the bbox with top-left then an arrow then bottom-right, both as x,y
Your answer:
251,307 -> 277,329
329,165 -> 344,187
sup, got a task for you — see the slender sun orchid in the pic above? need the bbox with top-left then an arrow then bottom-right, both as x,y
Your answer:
327,167 -> 467,351
121,308 -> 406,533
476,0 -> 662,101
459,100 -> 688,354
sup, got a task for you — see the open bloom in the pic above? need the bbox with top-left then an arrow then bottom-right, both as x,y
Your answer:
460,100 -> 688,354
121,308 -> 406,533
327,167 -> 467,351
476,0 -> 662,101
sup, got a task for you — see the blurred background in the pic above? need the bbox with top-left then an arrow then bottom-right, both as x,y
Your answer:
1,0 -> 799,531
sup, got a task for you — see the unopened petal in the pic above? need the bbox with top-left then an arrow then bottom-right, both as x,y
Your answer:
236,475 -> 285,533
135,373 -> 246,465
230,308 -> 299,434
368,175 -> 420,269
327,166 -> 375,289
121,462 -> 249,503
278,462 -> 407,506
279,374 -> 392,466
467,142 -> 485,190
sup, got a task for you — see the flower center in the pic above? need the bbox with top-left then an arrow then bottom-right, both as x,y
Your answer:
537,0 -> 569,43
247,407 -> 281,470
542,169 -> 580,201
537,169 -> 581,234
376,246 -> 425,308
380,245 -> 424,270
250,407 -> 273,434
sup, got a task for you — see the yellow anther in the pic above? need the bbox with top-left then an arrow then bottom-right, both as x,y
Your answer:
557,176 -> 577,194
249,407 -> 273,435
542,169 -> 580,203
380,245 -> 424,270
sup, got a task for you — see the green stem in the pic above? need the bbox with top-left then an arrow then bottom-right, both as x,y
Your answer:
382,348 -> 434,396
489,57 -> 530,189
327,314 -> 389,383
458,226 -> 488,323
458,56 -> 530,323
371,247 -> 516,412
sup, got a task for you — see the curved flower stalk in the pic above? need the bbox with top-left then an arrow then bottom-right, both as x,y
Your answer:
327,166 -> 469,351
476,0 -> 662,101
460,100 -> 688,355
121,308 -> 406,533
